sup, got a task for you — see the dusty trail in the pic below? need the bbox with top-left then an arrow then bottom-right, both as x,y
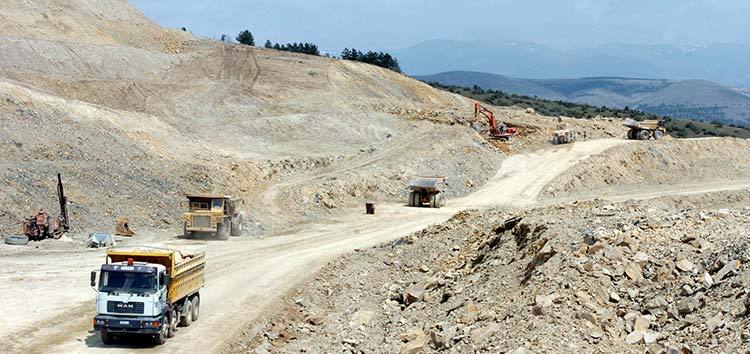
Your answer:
8,138 -> 741,353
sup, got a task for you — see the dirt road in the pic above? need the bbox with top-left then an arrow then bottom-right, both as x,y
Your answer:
7,138 -> 734,353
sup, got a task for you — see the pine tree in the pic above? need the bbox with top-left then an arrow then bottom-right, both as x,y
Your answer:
264,40 -> 273,48
236,30 -> 255,46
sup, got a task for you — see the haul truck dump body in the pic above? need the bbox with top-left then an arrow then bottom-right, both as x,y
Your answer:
92,247 -> 205,345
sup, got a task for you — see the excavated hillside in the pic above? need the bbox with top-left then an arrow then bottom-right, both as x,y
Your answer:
542,138 -> 750,200
0,0 -> 563,235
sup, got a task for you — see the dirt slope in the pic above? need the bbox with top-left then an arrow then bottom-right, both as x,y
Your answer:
0,0 -> 526,235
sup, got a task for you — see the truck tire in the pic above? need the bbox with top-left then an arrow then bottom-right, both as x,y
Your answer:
191,295 -> 200,321
638,130 -> 651,140
167,308 -> 177,338
4,235 -> 28,246
179,300 -> 193,327
101,331 -> 113,345
654,130 -> 664,139
429,194 -> 437,208
154,327 -> 167,345
627,129 -> 635,140
216,222 -> 229,241
230,214 -> 243,236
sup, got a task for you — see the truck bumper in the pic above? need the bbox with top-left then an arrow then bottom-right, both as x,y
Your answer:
186,227 -> 216,232
94,314 -> 164,334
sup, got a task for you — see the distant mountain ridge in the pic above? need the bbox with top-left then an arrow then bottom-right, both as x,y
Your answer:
395,39 -> 750,88
415,71 -> 750,126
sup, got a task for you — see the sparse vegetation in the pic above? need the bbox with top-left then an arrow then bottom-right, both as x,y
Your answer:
264,41 -> 320,56
425,82 -> 750,139
341,48 -> 401,73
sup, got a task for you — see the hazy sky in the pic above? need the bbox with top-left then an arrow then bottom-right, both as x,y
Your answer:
131,0 -> 749,51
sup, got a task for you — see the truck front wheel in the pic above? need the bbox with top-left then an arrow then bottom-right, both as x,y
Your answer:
167,308 -> 177,338
154,326 -> 167,345
191,295 -> 200,321
101,331 -> 113,344
216,222 -> 229,241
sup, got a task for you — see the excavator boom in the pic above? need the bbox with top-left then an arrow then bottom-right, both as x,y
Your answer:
473,102 -> 518,140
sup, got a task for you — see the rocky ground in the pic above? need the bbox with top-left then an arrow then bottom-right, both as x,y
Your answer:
227,190 -> 750,354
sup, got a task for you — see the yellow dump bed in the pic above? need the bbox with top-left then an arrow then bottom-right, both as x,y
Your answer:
106,247 -> 205,304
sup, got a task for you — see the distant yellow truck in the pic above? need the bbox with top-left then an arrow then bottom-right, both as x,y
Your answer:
91,247 -> 205,345
624,118 -> 667,140
182,194 -> 244,240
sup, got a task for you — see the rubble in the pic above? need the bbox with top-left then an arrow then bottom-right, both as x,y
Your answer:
227,190 -> 750,353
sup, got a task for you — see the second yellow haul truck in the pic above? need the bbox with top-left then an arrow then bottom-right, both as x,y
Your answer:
90,247 -> 205,345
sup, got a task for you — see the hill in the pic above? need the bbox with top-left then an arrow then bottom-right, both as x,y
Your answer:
0,0 -> 508,236
396,39 -> 750,87
416,72 -> 750,126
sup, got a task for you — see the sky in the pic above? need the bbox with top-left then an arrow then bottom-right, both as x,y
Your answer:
131,0 -> 750,52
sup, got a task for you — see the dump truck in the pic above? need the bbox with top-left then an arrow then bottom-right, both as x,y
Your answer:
91,247 -> 205,345
624,118 -> 666,140
552,125 -> 577,145
408,176 -> 447,208
182,194 -> 243,240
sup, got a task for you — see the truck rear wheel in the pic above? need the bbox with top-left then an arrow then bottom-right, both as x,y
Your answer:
638,130 -> 651,140
654,130 -> 664,139
179,300 -> 193,327
101,331 -> 113,345
230,214 -> 243,236
191,295 -> 200,321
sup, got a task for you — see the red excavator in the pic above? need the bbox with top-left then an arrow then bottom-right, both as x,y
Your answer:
473,102 -> 518,140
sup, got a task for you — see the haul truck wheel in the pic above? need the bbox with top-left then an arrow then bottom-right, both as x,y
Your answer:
654,130 -> 664,139
429,194 -> 437,208
230,214 -> 242,236
101,331 -> 113,345
638,130 -> 651,140
216,222 -> 229,241
179,300 -> 193,327
191,295 -> 200,321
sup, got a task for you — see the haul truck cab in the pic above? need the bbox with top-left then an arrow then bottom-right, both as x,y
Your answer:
91,247 -> 205,345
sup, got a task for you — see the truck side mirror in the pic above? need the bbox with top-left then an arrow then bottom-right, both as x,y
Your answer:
90,271 -> 97,287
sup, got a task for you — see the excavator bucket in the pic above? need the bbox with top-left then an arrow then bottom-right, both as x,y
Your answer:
115,217 -> 135,237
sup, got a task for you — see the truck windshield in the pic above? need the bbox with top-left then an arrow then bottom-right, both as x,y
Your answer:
211,199 -> 223,211
99,270 -> 157,295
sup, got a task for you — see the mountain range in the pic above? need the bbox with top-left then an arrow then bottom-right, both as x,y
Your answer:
395,39 -> 750,88
415,71 -> 750,126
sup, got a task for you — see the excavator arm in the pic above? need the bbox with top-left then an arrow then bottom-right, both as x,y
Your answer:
473,102 -> 517,139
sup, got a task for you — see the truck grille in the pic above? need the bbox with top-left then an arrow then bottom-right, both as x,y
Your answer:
107,301 -> 144,314
192,215 -> 211,228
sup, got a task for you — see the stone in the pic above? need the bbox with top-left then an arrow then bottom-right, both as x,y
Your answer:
677,297 -> 700,316
418,265 -> 430,273
643,331 -> 660,344
609,292 -> 621,303
459,301 -> 480,324
703,272 -> 714,288
508,346 -> 534,354
634,315 -> 651,331
626,330 -> 644,344
400,332 -> 430,354
715,260 -> 740,282
707,312 -> 724,331
680,285 -> 693,296
535,293 -> 557,307
577,311 -> 598,326
304,314 -> 324,326
470,322 -> 500,343
350,310 -> 375,327
405,285 -> 425,305
675,258 -> 695,273
429,331 -> 448,350
647,343 -> 665,354
625,262 -> 645,283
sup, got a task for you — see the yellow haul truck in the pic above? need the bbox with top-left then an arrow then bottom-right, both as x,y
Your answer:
183,194 -> 244,240
91,247 -> 205,345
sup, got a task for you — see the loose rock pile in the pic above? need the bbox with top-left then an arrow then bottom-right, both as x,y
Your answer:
226,190 -> 750,353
